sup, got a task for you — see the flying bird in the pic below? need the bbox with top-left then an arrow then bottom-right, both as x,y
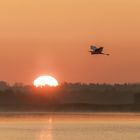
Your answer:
89,45 -> 110,56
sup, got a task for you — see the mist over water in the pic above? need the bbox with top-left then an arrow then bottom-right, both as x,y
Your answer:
0,113 -> 140,140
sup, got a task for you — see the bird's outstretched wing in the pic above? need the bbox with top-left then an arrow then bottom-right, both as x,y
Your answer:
90,45 -> 97,51
95,47 -> 103,53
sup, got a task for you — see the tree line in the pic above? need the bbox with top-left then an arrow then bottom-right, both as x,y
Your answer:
0,81 -> 140,112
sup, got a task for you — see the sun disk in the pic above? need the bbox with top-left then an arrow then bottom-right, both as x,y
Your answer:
33,75 -> 59,87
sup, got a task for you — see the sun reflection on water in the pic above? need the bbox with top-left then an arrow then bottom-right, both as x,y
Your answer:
38,117 -> 53,140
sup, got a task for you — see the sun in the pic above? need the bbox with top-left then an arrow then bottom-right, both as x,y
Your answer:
33,75 -> 59,87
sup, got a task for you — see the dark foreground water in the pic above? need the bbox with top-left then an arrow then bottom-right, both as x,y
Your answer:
0,113 -> 140,140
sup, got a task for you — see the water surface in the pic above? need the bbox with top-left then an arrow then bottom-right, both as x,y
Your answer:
0,113 -> 140,140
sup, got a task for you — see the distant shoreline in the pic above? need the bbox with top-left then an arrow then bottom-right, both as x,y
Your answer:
0,111 -> 140,116
0,111 -> 140,122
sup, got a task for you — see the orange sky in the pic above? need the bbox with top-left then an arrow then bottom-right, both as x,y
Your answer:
0,0 -> 140,84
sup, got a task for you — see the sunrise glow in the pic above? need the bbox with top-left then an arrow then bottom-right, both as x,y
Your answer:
33,75 -> 59,87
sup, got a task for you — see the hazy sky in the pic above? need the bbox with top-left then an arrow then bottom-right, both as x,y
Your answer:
0,0 -> 140,84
